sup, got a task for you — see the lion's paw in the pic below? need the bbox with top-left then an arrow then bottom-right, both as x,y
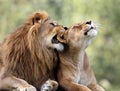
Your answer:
17,85 -> 37,91
41,79 -> 58,91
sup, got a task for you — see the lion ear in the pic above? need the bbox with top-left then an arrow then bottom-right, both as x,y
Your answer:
32,12 -> 48,25
32,13 -> 41,25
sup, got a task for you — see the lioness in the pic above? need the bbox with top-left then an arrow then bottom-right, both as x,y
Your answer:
0,11 -> 65,91
56,21 -> 105,91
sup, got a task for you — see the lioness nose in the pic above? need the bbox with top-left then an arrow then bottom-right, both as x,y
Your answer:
86,21 -> 91,24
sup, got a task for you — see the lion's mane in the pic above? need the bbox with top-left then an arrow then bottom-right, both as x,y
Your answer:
0,12 -> 58,88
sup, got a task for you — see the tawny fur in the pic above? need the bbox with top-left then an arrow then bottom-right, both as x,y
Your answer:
0,11 -> 65,91
57,22 -> 105,91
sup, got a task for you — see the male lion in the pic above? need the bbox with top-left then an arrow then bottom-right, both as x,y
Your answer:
0,11 -> 65,91
56,21 -> 105,91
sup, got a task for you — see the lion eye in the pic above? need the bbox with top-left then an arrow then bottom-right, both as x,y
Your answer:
50,22 -> 58,26
50,23 -> 55,26
63,27 -> 68,30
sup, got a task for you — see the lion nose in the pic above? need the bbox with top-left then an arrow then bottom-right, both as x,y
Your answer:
86,21 -> 91,24
63,26 -> 68,30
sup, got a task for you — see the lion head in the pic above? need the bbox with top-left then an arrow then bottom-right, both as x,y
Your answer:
27,11 -> 65,52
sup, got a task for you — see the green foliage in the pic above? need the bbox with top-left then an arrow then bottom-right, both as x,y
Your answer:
0,0 -> 120,90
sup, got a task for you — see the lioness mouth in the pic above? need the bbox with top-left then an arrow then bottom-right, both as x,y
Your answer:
52,35 -> 59,44
84,27 -> 94,35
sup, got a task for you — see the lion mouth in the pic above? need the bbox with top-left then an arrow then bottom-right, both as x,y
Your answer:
52,35 -> 59,44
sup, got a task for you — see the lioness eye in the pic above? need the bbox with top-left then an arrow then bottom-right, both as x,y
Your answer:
86,21 -> 91,24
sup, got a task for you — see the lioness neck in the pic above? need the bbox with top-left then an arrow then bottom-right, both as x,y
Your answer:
68,39 -> 89,64
59,45 -> 86,70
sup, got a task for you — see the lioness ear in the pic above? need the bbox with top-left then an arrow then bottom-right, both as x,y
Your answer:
57,32 -> 67,43
32,12 -> 48,25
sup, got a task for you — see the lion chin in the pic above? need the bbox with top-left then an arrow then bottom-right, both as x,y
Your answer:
0,11 -> 65,91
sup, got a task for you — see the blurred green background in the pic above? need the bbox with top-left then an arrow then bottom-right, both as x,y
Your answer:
0,0 -> 120,91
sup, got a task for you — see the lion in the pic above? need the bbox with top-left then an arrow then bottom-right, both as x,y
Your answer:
0,11 -> 66,91
55,21 -> 105,91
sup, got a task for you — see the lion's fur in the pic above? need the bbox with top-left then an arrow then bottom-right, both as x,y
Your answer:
0,11 -> 65,90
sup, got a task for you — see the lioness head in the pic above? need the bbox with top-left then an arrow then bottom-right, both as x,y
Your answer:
57,21 -> 97,48
27,11 -> 65,51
